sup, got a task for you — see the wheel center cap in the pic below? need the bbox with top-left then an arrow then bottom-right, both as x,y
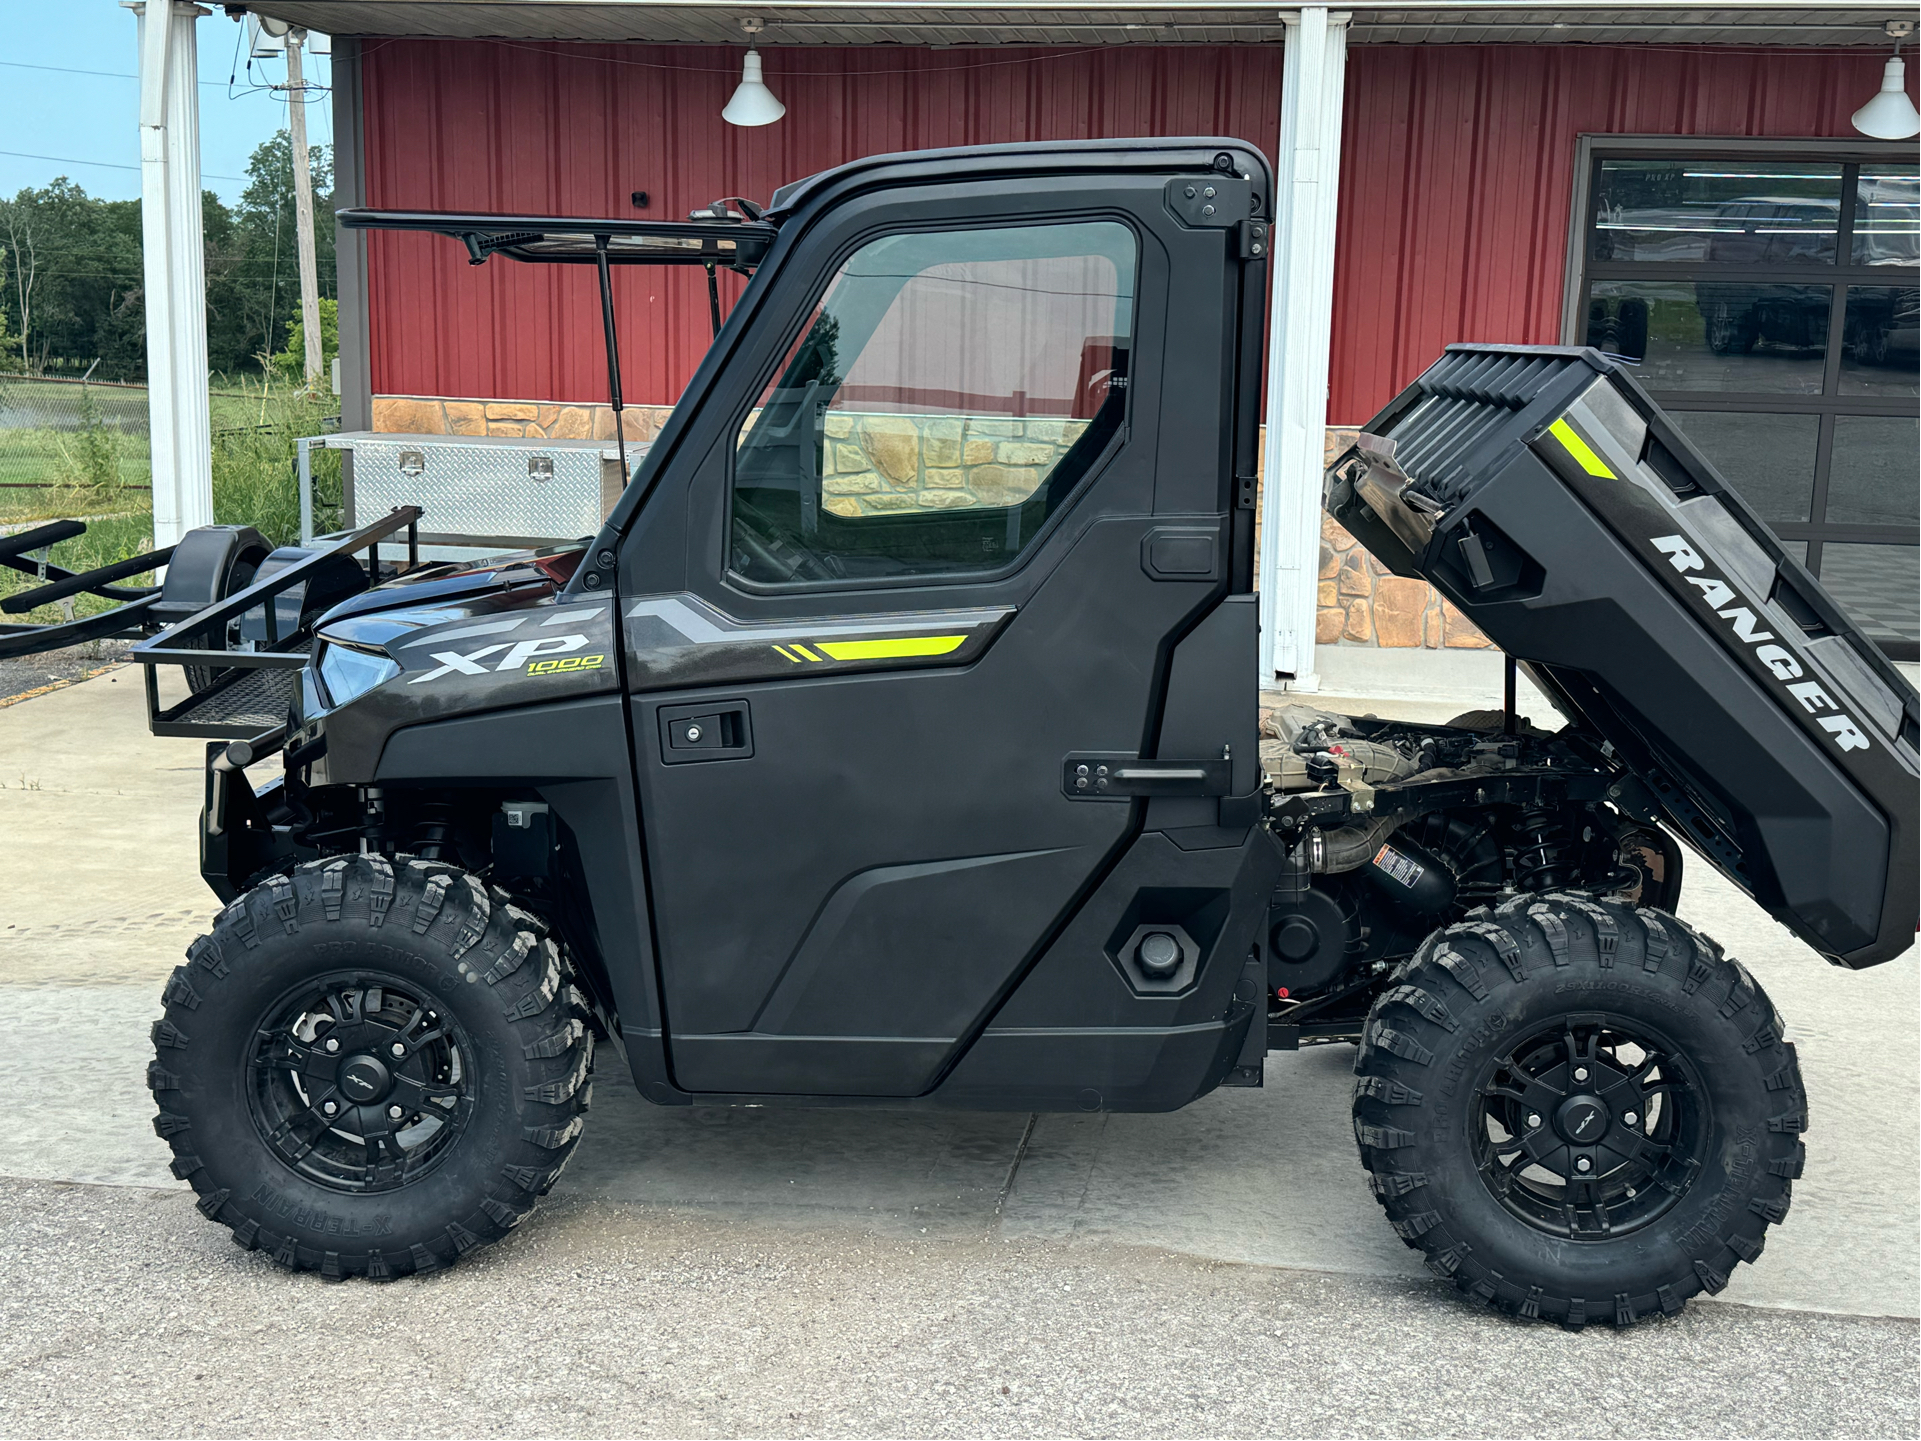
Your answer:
338,1055 -> 392,1103
1554,1094 -> 1610,1145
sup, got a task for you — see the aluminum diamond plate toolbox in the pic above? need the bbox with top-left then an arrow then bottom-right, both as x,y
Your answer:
301,432 -> 647,550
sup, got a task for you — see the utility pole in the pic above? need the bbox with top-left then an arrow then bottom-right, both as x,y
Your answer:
285,26 -> 322,391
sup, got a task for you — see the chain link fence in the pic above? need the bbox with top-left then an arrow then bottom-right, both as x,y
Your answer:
0,374 -> 155,497
0,373 -> 327,521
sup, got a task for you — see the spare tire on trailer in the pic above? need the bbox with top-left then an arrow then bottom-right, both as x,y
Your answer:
1352,891 -> 1806,1327
147,526 -> 369,693
150,525 -> 273,692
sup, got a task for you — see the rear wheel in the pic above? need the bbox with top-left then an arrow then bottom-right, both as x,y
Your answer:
1352,891 -> 1806,1326
149,855 -> 593,1278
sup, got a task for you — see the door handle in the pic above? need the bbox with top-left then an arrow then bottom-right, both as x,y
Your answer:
658,699 -> 754,764
1062,752 -> 1232,799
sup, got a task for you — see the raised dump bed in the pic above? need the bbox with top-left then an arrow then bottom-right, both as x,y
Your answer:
1328,342 -> 1919,969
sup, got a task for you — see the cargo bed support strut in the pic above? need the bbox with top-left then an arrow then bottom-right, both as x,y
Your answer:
595,235 -> 629,494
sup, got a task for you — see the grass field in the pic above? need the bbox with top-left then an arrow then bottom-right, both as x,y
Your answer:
1,384 -> 342,628
0,378 -> 278,501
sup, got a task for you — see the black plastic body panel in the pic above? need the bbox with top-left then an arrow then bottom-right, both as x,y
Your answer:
604,139 -> 1274,1105
372,695 -> 674,1098
1331,344 -> 1918,968
305,587 -> 619,785
314,138 -> 1280,1114
938,828 -> 1281,1110
627,517 -> 1225,1099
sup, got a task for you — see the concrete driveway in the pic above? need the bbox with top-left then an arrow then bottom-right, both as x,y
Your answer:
0,669 -> 1915,1437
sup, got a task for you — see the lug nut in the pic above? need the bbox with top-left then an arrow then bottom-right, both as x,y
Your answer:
1573,1066 -> 1588,1082
389,1105 -> 404,1121
1575,1156 -> 1592,1173
324,1037 -> 340,1053
322,1100 -> 338,1116
1624,1110 -> 1639,1126
1527,1113 -> 1542,1128
391,1042 -> 406,1058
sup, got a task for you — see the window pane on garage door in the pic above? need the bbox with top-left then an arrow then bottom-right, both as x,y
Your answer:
1837,285 -> 1919,396
1586,280 -> 1831,392
1819,543 -> 1919,647
1827,416 -> 1921,526
1666,410 -> 1819,523
1853,166 -> 1920,267
1590,160 -> 1842,265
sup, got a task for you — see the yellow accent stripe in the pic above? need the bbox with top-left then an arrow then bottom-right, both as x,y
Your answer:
789,643 -> 825,661
813,635 -> 967,662
771,644 -> 804,663
1549,417 -> 1616,479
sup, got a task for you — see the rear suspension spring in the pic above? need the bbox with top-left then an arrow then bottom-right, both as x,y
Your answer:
1512,805 -> 1575,891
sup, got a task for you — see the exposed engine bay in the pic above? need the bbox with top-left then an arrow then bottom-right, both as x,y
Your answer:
1257,703 -> 1680,1044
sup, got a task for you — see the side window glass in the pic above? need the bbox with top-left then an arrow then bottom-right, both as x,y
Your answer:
731,221 -> 1136,584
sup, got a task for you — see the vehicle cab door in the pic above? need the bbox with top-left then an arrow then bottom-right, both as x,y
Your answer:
611,143 -> 1271,1097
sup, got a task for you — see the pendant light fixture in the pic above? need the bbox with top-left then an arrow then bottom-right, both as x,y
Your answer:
1852,21 -> 1919,140
723,18 -> 786,127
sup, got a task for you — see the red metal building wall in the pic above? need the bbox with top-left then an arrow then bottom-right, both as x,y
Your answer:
359,41 -> 1284,406
360,40 -> 1901,419
1329,44 -> 1903,424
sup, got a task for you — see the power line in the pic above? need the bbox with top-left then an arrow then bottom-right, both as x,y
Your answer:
0,58 -> 328,111
0,150 -> 249,183
0,58 -> 255,88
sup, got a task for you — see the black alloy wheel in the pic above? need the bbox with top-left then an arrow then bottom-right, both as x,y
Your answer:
1471,1015 -> 1706,1239
150,855 -> 595,1278
250,975 -> 477,1195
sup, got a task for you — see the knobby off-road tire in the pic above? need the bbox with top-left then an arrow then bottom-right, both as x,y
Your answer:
149,854 -> 594,1279
1352,891 -> 1807,1327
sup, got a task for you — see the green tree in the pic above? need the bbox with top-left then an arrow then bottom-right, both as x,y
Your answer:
0,247 -> 19,366
270,295 -> 338,385
0,179 -> 142,377
230,131 -> 335,373
0,129 -> 336,381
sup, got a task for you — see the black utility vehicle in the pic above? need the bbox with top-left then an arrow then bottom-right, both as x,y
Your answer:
118,141 -> 1915,1324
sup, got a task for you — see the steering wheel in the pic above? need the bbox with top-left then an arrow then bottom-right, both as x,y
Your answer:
731,516 -> 837,584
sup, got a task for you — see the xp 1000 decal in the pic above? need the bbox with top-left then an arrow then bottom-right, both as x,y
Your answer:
402,606 -> 614,685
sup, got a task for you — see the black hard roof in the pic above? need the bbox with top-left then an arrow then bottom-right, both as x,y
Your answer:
763,136 -> 1271,220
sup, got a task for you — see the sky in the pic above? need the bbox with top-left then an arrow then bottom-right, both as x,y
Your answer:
0,0 -> 334,206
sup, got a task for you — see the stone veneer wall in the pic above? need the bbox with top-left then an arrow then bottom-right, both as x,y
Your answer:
819,413 -> 1089,517
1317,426 -> 1489,652
372,394 -> 675,443
372,397 -> 1481,650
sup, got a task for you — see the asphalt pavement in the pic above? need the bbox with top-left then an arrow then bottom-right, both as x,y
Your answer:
0,669 -> 1915,1437
0,1176 -> 1915,1440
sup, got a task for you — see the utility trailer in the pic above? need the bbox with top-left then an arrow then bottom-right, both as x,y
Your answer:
2,518 -> 180,660
119,139 -> 1914,1325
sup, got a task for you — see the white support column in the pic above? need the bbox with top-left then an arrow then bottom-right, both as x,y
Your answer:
130,1 -> 213,548
1258,8 -> 1349,690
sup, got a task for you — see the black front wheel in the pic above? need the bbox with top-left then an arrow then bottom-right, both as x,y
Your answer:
1353,892 -> 1806,1327
149,855 -> 594,1278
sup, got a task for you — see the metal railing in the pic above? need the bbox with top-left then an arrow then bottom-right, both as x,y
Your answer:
131,506 -> 421,739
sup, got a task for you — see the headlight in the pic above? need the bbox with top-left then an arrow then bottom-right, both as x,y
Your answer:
316,640 -> 400,709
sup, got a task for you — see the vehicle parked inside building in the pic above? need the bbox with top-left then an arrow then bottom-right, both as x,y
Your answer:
92,140 -> 1914,1325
